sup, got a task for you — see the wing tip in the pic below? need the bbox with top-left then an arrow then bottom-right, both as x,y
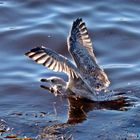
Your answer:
74,17 -> 83,23
70,17 -> 88,39
72,17 -> 83,30
25,51 -> 29,56
69,18 -> 93,49
25,46 -> 46,56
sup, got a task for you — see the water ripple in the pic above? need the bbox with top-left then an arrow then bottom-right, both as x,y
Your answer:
0,0 -> 140,139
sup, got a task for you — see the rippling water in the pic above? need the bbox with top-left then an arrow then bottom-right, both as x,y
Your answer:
0,0 -> 140,139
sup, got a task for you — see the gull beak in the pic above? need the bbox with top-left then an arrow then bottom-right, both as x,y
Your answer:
40,78 -> 53,89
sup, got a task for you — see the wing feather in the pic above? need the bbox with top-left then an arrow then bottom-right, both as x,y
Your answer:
36,54 -> 49,64
67,18 -> 110,91
68,18 -> 96,59
29,52 -> 46,60
25,46 -> 78,78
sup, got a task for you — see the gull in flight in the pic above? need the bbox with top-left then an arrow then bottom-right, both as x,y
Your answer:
25,18 -> 122,101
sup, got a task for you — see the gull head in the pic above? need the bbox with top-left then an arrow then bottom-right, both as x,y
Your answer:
41,77 -> 67,95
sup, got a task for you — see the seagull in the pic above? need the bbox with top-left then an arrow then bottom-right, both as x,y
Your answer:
25,18 -> 122,101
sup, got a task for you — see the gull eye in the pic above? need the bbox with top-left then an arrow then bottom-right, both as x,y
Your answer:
96,83 -> 102,89
96,85 -> 100,89
57,85 -> 62,89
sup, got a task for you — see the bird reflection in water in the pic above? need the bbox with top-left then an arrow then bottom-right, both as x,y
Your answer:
38,86 -> 133,140
67,95 -> 131,124
41,84 -> 132,124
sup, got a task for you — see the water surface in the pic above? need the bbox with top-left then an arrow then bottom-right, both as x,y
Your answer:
0,0 -> 140,139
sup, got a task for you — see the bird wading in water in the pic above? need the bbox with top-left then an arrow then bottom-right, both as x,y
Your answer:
25,18 -> 122,101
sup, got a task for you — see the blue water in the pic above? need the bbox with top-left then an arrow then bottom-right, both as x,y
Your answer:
0,0 -> 140,139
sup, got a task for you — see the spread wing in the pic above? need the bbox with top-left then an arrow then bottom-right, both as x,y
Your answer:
68,18 -> 96,60
25,46 -> 78,79
25,46 -> 96,94
67,18 -> 100,72
67,18 -> 110,91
